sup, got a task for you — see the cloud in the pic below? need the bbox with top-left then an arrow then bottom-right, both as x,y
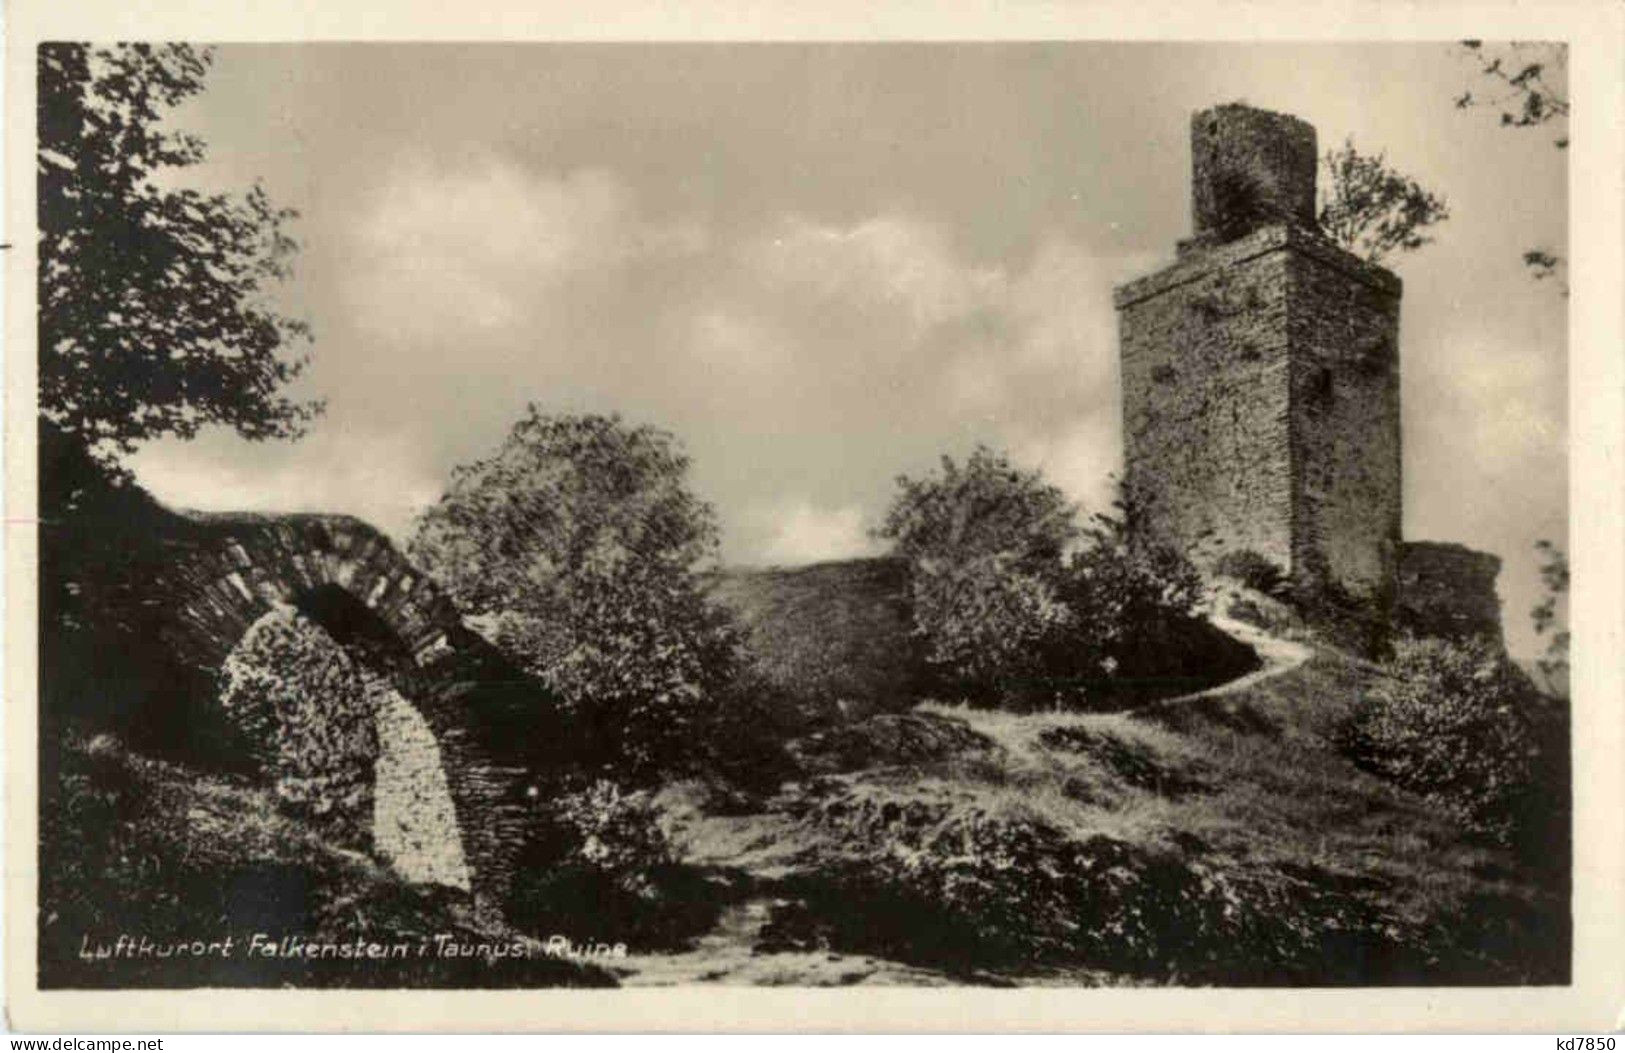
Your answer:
342,156 -> 706,338
126,425 -> 445,544
688,214 -> 1151,525
135,186 -> 1157,578
740,498 -> 887,566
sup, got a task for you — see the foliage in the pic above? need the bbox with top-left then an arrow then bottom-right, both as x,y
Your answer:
38,43 -> 320,460
906,551 -> 1076,701
551,779 -> 676,895
874,446 -> 1080,702
504,774 -> 720,950
1530,539 -> 1570,691
1456,41 -> 1569,149
876,453 -> 1249,707
37,734 -> 614,988
1213,548 -> 1289,597
1454,42 -> 1569,292
1055,496 -> 1253,701
216,607 -> 378,840
409,409 -> 744,778
876,445 -> 1080,570
1347,635 -> 1551,848
1060,498 -> 1206,667
1317,137 -> 1450,263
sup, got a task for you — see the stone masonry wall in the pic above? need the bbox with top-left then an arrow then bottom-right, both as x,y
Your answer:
1115,104 -> 1404,605
372,684 -> 472,890
1287,235 -> 1403,600
1191,103 -> 1318,242
1117,228 -> 1296,573
129,509 -> 565,918
1397,541 -> 1504,645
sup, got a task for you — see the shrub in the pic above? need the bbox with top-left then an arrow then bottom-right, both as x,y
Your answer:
908,551 -> 1076,703
1049,502 -> 1256,706
876,454 -> 1253,708
216,606 -> 377,844
504,777 -> 722,950
1346,635 -> 1554,848
552,779 -> 675,895
410,410 -> 745,781
1213,548 -> 1289,597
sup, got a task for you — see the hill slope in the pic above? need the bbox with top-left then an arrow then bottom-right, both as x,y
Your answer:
706,558 -> 925,721
617,630 -> 1568,986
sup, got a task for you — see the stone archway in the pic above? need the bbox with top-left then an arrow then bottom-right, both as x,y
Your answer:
220,603 -> 474,892
148,511 -> 565,917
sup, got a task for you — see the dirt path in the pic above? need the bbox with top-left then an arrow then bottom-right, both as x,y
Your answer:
602,811 -> 960,987
609,612 -> 1315,987
1160,614 -> 1314,705
610,895 -> 953,986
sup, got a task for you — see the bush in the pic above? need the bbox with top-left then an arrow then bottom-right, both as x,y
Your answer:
552,779 -> 675,894
216,606 -> 378,844
874,445 -> 1081,703
1057,508 -> 1207,678
504,777 -> 723,950
1347,635 -> 1558,849
410,410 -> 745,781
908,551 -> 1076,703
1214,548 -> 1289,597
876,453 -> 1253,708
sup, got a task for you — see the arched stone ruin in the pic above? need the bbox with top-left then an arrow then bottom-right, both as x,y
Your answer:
220,605 -> 473,891
146,511 -> 564,916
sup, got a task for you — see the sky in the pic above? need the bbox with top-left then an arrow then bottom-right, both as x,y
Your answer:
122,42 -> 1569,658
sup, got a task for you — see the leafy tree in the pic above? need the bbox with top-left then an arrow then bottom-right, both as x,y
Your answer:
38,43 -> 320,462
1317,137 -> 1449,263
876,451 -> 1249,707
408,409 -> 742,777
877,445 -> 1080,571
1057,493 -> 1208,683
1455,41 -> 1569,149
1530,539 -> 1570,692
874,446 -> 1080,700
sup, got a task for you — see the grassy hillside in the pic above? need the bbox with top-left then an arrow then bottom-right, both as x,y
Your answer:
40,551 -> 1567,987
622,633 -> 1568,986
706,558 -> 926,722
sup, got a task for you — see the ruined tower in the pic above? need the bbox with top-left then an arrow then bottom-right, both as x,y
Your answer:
1113,103 -> 1404,603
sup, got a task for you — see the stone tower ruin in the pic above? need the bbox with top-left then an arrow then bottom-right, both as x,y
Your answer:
1114,103 -> 1404,605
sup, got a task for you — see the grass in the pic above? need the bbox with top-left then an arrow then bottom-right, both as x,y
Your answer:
646,637 -> 1568,985
706,558 -> 924,722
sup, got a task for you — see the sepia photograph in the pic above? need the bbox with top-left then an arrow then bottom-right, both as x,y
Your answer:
7,2 -> 1623,1033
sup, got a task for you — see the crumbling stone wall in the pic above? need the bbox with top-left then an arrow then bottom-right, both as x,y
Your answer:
218,605 -> 473,890
372,687 -> 472,890
1117,228 -> 1297,572
1287,238 -> 1403,599
1397,542 -> 1504,645
1114,104 -> 1403,604
1190,103 -> 1318,243
126,509 -> 565,918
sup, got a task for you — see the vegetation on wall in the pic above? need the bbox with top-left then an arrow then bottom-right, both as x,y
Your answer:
1317,137 -> 1450,264
217,607 -> 379,844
